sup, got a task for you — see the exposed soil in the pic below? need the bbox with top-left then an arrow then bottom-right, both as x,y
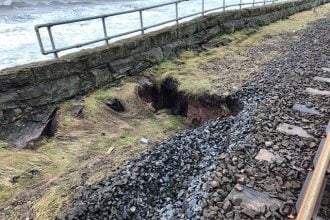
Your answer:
138,77 -> 243,124
1,5 -> 330,220
58,14 -> 330,220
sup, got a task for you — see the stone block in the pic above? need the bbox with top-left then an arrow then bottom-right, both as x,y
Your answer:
109,56 -> 135,77
177,21 -> 198,39
90,64 -> 113,87
223,22 -> 235,34
232,19 -> 246,31
100,41 -> 128,61
66,56 -> 89,74
32,60 -> 71,82
162,40 -> 187,58
0,67 -> 35,92
86,50 -> 103,69
197,15 -> 220,32
247,7 -> 262,17
149,27 -> 177,48
21,74 -> 82,106
144,47 -> 164,64
224,10 -> 241,22
124,34 -> 152,52
0,90 -> 20,109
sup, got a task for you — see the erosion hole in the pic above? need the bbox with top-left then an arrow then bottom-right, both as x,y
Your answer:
41,107 -> 59,137
138,77 -> 243,124
106,99 -> 126,112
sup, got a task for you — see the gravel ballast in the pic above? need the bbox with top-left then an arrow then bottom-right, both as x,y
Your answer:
59,15 -> 330,220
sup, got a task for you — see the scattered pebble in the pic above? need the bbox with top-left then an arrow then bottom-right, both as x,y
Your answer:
140,138 -> 149,144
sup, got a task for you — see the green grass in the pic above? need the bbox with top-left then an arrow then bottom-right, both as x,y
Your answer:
144,4 -> 330,96
1,4 -> 330,219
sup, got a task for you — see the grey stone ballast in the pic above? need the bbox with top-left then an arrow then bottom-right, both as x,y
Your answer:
0,0 -> 328,125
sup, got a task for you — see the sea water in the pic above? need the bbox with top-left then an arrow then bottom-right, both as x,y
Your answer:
0,0 -> 257,70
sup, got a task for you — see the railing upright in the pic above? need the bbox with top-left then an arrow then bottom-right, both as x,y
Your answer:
35,0 -> 280,58
101,17 -> 109,45
35,27 -> 46,55
202,0 -> 205,16
139,10 -> 144,34
47,26 -> 58,58
175,2 -> 179,24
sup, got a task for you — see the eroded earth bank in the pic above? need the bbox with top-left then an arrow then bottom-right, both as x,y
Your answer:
60,8 -> 330,220
0,4 -> 330,220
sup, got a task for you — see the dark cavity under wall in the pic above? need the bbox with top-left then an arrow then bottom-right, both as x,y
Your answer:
138,77 -> 243,124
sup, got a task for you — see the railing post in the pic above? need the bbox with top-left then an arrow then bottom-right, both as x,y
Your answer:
202,0 -> 205,16
264,0 -> 266,5
240,0 -> 242,9
35,27 -> 46,55
102,17 -> 109,45
47,26 -> 58,58
139,10 -> 144,34
253,0 -> 255,7
175,2 -> 179,24
223,0 -> 225,12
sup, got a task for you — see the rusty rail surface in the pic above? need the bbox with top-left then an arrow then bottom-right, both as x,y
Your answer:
296,123 -> 330,219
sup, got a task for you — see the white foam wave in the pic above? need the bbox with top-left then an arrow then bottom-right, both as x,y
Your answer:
0,0 -> 93,8
0,0 -> 282,70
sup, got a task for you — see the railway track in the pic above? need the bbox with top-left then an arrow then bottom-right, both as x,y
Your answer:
295,73 -> 330,219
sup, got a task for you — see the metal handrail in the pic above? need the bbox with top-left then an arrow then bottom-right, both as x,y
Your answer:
35,0 -> 279,58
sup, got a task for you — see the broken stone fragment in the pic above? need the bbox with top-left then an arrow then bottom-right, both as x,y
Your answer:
210,180 -> 220,188
226,184 -> 283,218
130,206 -> 136,213
140,138 -> 149,144
235,184 -> 243,192
265,141 -> 273,147
276,123 -> 314,139
0,106 -> 59,148
222,200 -> 232,212
313,76 -> 330,83
306,88 -> 330,96
10,176 -> 20,184
292,104 -> 322,115
71,105 -> 84,117
241,207 -> 258,218
255,149 -> 277,163
321,67 -> 330,72
269,203 -> 280,212
13,108 -> 22,116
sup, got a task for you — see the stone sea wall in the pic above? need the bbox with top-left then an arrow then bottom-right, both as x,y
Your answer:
0,0 -> 328,125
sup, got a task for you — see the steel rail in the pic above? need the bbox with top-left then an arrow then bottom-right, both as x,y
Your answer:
35,0 -> 280,57
296,134 -> 330,219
